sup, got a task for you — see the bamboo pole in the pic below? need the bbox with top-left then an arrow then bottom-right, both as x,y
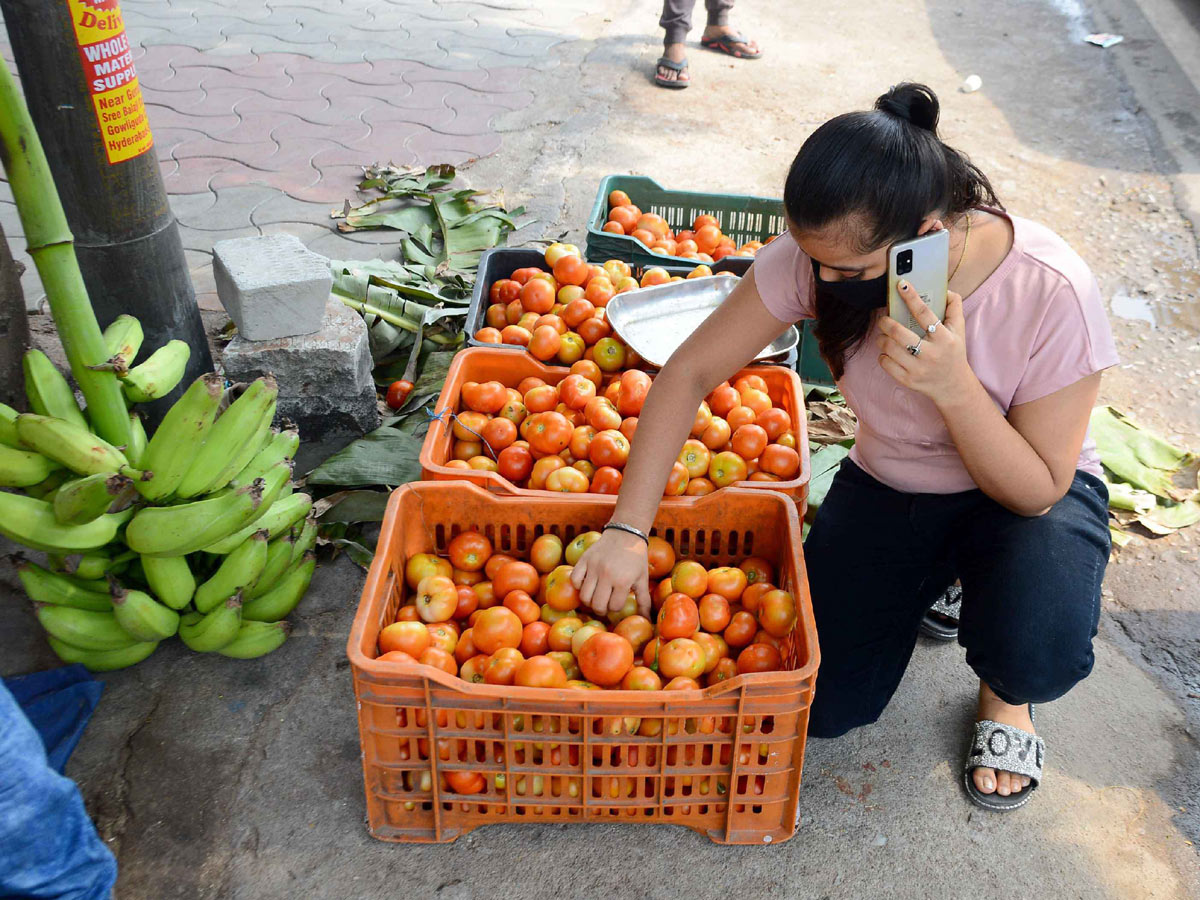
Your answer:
0,57 -> 130,447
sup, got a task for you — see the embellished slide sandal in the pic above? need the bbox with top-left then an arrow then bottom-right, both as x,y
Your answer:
963,705 -> 1044,812
920,583 -> 962,641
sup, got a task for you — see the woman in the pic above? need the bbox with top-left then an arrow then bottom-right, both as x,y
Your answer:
654,0 -> 761,89
571,83 -> 1117,812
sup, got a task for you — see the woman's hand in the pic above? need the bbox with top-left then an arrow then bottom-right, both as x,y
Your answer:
570,530 -> 651,619
876,282 -> 975,409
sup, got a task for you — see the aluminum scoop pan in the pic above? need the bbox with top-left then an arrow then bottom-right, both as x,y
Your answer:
605,275 -> 799,368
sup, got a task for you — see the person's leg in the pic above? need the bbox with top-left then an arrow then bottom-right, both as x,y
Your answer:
953,471 -> 1111,798
657,0 -> 695,84
804,460 -> 957,738
0,682 -> 117,899
700,0 -> 761,58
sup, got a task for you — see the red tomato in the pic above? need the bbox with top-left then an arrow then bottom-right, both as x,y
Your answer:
503,589 -> 541,626
723,611 -> 758,648
525,411 -> 573,456
706,566 -> 748,601
731,424 -> 769,460
646,537 -> 675,579
577,632 -> 634,687
520,621 -> 551,656
707,657 -> 738,686
547,616 -> 584,652
445,770 -> 486,795
454,628 -> 479,664
385,380 -> 413,409
528,456 -> 565,491
459,654 -> 489,683
496,445 -> 533,483
670,561 -> 708,598
760,444 -> 801,479
590,466 -> 623,495
736,642 -> 783,674
657,593 -> 700,640
698,593 -> 732,633
613,614 -> 654,655
616,370 -> 652,417
493,561 -> 540,598
461,380 -> 507,414
584,397 -> 622,432
447,531 -> 492,572
454,585 -> 479,620
473,607 -> 523,654
418,646 -> 458,675
520,278 -> 555,314
620,665 -> 662,690
378,621 -> 430,657
757,407 -> 792,441
757,589 -> 797,638
544,565 -> 580,611
658,638 -> 706,680
559,374 -> 597,411
663,461 -> 689,496
515,655 -> 569,687
739,557 -> 775,586
589,429 -> 630,468
741,582 -> 774,614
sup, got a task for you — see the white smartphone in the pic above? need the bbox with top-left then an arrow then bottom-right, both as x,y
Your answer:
887,229 -> 949,333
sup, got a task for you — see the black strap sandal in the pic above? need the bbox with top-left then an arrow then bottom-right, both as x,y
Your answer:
700,33 -> 762,59
963,705 -> 1044,812
654,56 -> 690,89
919,583 -> 961,641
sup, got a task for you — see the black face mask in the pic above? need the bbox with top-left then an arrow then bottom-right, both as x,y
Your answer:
810,258 -> 886,311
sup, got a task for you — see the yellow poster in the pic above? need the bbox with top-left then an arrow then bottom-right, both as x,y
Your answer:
68,0 -> 153,164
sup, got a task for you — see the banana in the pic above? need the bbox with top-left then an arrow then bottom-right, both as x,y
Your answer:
23,469 -> 72,499
229,425 -> 300,489
110,582 -> 180,641
47,636 -> 158,672
204,492 -> 311,554
102,314 -> 144,374
62,549 -> 133,581
242,552 -> 315,622
193,529 -> 269,614
289,514 -> 317,566
52,472 -> 135,524
217,620 -> 290,659
135,374 -> 224,501
126,411 -> 148,468
16,560 -> 113,611
246,534 -> 294,599
124,480 -> 265,557
35,603 -> 137,650
140,555 -> 195,611
119,340 -> 190,403
15,413 -> 140,478
0,492 -> 132,554
23,349 -> 88,430
0,443 -> 58,487
0,402 -> 20,446
179,595 -> 242,652
175,376 -> 278,499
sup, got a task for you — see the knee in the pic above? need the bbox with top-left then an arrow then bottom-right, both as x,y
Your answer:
966,626 -> 1096,704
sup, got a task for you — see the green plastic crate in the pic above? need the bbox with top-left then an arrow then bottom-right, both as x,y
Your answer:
586,174 -> 786,270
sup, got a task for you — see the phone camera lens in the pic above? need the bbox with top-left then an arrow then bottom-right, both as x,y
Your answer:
897,250 -> 913,276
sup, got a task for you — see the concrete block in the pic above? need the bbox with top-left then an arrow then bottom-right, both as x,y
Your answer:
213,233 -> 332,341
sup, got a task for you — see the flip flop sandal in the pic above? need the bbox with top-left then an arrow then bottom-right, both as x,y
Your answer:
919,583 -> 962,641
654,56 -> 690,89
700,33 -> 762,59
963,705 -> 1043,812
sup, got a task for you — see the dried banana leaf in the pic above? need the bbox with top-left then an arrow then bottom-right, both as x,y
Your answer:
1091,406 -> 1197,501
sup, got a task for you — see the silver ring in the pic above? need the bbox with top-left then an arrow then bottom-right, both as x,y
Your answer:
926,321 -> 940,336
907,339 -> 923,357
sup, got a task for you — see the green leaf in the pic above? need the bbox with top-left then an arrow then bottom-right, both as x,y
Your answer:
804,444 -> 850,522
313,489 -> 392,524
1138,499 -> 1200,534
1101,477 -> 1157,514
1091,406 -> 1197,501
306,426 -> 425,488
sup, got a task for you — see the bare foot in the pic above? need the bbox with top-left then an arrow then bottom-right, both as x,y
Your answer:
972,681 -> 1034,797
700,24 -> 760,57
656,41 -> 689,84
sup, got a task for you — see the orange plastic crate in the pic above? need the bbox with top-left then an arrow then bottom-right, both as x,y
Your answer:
418,347 -> 810,506
347,481 -> 819,844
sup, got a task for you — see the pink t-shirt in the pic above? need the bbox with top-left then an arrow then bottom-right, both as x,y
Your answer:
752,211 -> 1119,494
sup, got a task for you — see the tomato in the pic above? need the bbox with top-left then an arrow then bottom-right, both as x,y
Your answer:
690,400 -> 713,438
522,534 -> 560,574
497,396 -> 527,427
385,379 -> 414,409
582,397 -> 621,433
739,389 -> 772,416
378,620 -> 431,657
474,327 -> 502,344
578,632 -> 634,686
754,629 -> 782,650
520,278 -> 555,314
756,407 -> 791,441
473,606 -> 524,654
452,585 -> 478,620
447,531 -> 492,572
707,657 -> 738,686
416,575 -> 458,622
502,589 -> 540,626
670,561 -> 708,598
760,444 -> 801,479
757,589 -> 797,638
604,380 -> 621,405
684,477 -> 715,496
510,266 -> 542,285
663,460 -> 689,496
591,465 -> 623,495
552,254 -> 591,287
577,316 -> 611,345
554,374 -> 593,412
527,325 -> 562,362
658,638 -> 706,680
739,557 -> 775,586
570,621 -> 608,657
693,631 -> 726,674
518,620 -> 551,657
565,531 -> 602,565
459,654 -> 489,683
488,561 -> 536,599
657,593 -> 700,640
525,411 -> 572,456
496,278 -> 523,303
450,410 -> 488,443
555,332 -> 584,365
621,665 -> 662,690
547,650 -> 581,680
572,459 -> 596,481
593,337 -> 626,372
461,380 -> 507,415
705,566 -> 748,602
708,450 -> 749,487
607,592 -> 638,624
664,676 -> 701,691
499,325 -> 532,346
543,565 -> 580,611
695,418 -> 729,454
419,646 -> 458,675
455,628 -> 479,664
515,655 -> 569,688
528,455 -> 565,490
741,582 -> 773,613
614,614 -> 653,654
476,417 -> 515,454
698,593 -> 732,633
535,314 -> 568,335
452,440 -> 482,462
427,623 -> 458,654
484,652 -> 521,685
546,467 -> 590,493
731,424 -> 768,460
677,440 -> 711,478
405,553 -> 452,590
547,616 -> 583,652
776,432 -> 797,449
615,370 -> 652,417
395,604 -> 421,622
723,610 -> 758,648
496,445 -> 533,484
522,384 -> 558,414
588,429 -> 629,469
737,642 -> 783,674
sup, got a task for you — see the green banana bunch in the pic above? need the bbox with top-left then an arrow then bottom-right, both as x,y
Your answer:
229,425 -> 300,489
102,314 -> 144,374
194,529 -> 269,614
217,620 -> 290,659
119,340 -> 190,403
23,469 -> 72,499
23,349 -> 88,430
204,491 -> 311,554
126,411 -> 148,468
140,555 -> 195,611
175,376 -> 278,499
47,636 -> 158,672
56,549 -> 132,581
179,595 -> 242,652
15,413 -> 141,479
246,534 -> 294,599
110,581 -> 180,641
124,480 -> 266,557
0,443 -> 58,488
35,604 -> 136,651
0,492 -> 132,554
0,402 -> 20,446
52,472 -> 136,524
243,552 -> 315,622
17,560 -> 113,611
289,514 -> 318,565
136,374 -> 224,501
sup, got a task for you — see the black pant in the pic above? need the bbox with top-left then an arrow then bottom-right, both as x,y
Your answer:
804,459 -> 1111,739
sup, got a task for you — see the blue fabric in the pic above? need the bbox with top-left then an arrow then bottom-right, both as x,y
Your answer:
4,665 -> 103,774
0,678 -> 116,899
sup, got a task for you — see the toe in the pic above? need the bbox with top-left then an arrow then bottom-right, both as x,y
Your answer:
972,767 -> 996,794
996,771 -> 1012,796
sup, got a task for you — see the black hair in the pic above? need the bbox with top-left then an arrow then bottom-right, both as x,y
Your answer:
783,83 -> 1002,378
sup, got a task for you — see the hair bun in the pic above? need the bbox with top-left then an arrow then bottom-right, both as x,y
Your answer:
875,83 -> 940,133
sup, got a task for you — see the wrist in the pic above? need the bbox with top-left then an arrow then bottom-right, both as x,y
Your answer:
933,367 -> 984,415
603,521 -> 649,544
